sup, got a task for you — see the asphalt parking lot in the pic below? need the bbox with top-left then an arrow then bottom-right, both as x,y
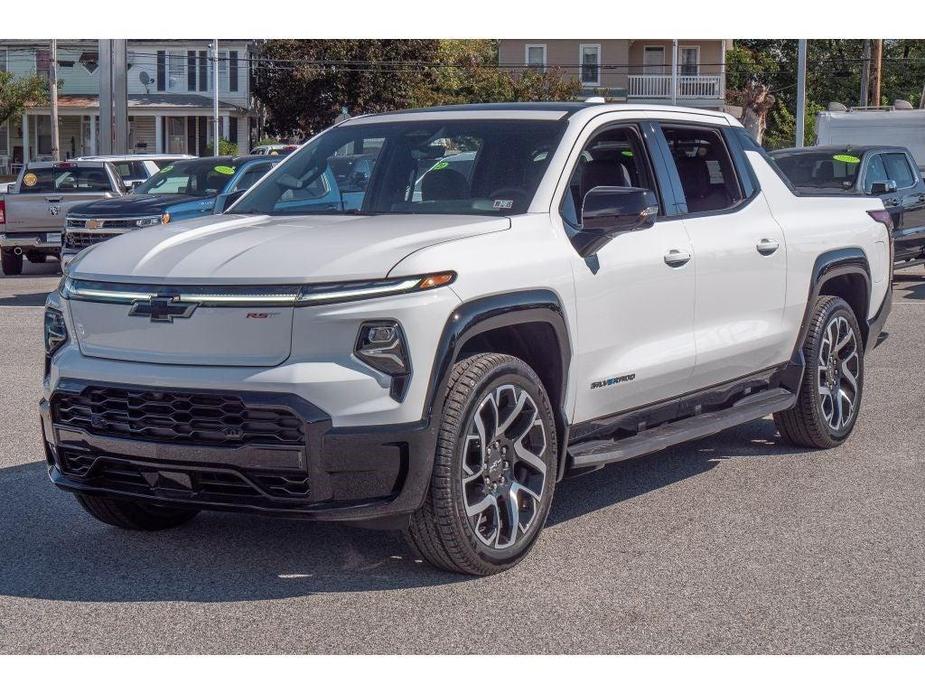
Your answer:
0,259 -> 923,654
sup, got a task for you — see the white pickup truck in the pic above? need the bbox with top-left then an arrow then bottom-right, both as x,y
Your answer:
41,103 -> 892,575
1,161 -> 125,275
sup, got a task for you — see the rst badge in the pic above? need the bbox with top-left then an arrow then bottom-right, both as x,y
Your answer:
129,295 -> 198,322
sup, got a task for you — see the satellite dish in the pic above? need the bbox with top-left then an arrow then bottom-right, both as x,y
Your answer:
138,71 -> 155,94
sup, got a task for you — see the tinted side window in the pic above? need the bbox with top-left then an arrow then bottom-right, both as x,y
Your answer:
561,125 -> 658,228
231,163 -> 273,193
882,153 -> 916,188
661,125 -> 743,213
864,155 -> 888,191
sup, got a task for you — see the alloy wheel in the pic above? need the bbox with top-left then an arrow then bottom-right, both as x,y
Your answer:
461,384 -> 548,550
817,314 -> 861,432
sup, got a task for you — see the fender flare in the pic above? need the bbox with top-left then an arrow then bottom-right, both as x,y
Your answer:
422,289 -> 572,475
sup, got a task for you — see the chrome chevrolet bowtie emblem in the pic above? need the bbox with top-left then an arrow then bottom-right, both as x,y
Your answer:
86,219 -> 102,230
129,295 -> 198,322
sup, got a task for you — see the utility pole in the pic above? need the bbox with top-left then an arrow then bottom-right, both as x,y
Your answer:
98,39 -> 112,155
859,39 -> 870,108
49,39 -> 60,160
671,39 -> 678,106
213,39 -> 220,156
795,39 -> 807,147
871,39 -> 883,108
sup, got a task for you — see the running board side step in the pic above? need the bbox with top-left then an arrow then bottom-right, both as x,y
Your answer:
568,387 -> 796,469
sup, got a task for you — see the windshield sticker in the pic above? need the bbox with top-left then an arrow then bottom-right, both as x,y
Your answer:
492,199 -> 514,210
214,165 -> 236,175
22,172 -> 37,187
833,154 -> 861,164
432,161 -> 450,171
270,151 -> 280,156
621,150 -> 634,157
160,165 -> 173,173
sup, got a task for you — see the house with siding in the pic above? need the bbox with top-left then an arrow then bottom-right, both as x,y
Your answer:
0,39 -> 255,170
498,39 -> 733,111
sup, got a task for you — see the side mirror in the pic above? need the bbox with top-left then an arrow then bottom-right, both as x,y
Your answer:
870,179 -> 898,195
221,189 -> 246,212
571,187 -> 659,258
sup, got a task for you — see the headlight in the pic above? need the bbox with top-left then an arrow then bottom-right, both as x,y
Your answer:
355,321 -> 410,377
44,307 -> 68,356
134,213 -> 170,228
296,272 -> 455,306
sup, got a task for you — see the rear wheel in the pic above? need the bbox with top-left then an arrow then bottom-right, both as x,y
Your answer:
74,493 -> 200,531
1,250 -> 23,276
26,252 -> 47,264
405,353 -> 558,575
775,295 -> 864,448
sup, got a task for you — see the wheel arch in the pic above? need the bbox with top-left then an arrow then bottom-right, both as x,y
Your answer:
423,290 -> 572,478
801,248 -> 872,351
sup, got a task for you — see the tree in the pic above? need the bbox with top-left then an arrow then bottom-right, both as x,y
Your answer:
253,39 -> 440,138
0,71 -> 48,128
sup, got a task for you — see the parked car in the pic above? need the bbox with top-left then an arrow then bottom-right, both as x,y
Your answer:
43,103 -> 892,575
74,154 -> 197,190
61,155 -> 280,270
0,160 -> 126,275
816,105 -> 925,171
771,145 -> 925,270
250,144 -> 299,156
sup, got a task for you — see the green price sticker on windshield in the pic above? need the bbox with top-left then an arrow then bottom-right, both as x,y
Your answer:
160,165 -> 173,173
621,150 -> 634,157
432,161 -> 449,171
833,154 -> 861,164
214,165 -> 236,175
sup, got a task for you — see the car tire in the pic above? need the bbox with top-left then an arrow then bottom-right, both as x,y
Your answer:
74,493 -> 200,531
405,353 -> 558,575
774,295 -> 864,449
1,250 -> 23,276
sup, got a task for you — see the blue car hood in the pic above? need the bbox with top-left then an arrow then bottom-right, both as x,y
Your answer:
69,194 -> 207,216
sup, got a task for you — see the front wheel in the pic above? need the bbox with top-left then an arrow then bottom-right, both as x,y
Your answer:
405,353 -> 558,575
774,295 -> 864,448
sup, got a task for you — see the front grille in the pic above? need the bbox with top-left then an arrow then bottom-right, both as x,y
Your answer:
52,386 -> 305,447
55,449 -> 311,503
63,230 -> 123,251
66,216 -> 159,230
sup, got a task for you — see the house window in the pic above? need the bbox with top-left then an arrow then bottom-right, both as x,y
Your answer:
78,51 -> 99,74
525,44 -> 546,72
0,48 -> 7,73
643,46 -> 665,75
580,44 -> 601,86
0,122 -> 8,156
680,46 -> 700,76
229,50 -> 239,92
167,52 -> 185,91
219,51 -> 228,92
35,49 -> 51,79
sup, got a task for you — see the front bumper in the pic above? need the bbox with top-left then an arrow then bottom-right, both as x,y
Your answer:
41,380 -> 437,524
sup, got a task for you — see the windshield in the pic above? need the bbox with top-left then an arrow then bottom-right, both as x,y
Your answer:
232,119 -> 567,216
20,165 -> 113,193
771,151 -> 862,189
134,159 -> 237,197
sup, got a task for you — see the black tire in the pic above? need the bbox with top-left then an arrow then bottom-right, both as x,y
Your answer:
74,493 -> 200,531
1,250 -> 23,276
26,252 -> 47,264
775,295 -> 864,448
405,353 -> 558,575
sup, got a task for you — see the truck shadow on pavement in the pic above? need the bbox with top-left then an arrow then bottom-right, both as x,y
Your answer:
0,291 -> 52,307
0,419 -> 794,603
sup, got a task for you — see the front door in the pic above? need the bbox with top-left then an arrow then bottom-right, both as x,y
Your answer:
881,151 -> 925,260
561,122 -> 696,424
657,123 -> 789,391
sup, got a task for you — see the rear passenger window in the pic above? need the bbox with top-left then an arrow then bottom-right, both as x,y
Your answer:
661,126 -> 743,214
864,155 -> 888,191
882,153 -> 916,188
561,125 -> 658,228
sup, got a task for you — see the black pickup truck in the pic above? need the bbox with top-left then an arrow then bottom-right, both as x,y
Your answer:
771,145 -> 925,270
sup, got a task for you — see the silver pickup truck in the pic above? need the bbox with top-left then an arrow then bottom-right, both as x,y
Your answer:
0,161 -> 125,275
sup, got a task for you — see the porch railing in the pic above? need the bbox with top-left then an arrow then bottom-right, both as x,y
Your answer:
627,74 -> 723,100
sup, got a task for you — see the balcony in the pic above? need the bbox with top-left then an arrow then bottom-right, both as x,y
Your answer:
627,73 -> 723,101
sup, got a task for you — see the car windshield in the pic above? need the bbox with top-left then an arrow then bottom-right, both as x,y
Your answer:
232,119 -> 567,216
134,159 -> 237,197
771,150 -> 862,189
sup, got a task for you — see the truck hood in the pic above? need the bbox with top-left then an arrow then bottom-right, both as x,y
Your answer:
69,193 -> 202,216
67,213 -> 509,284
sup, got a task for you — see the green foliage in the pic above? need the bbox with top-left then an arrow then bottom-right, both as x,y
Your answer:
253,40 -> 581,138
206,139 -> 239,156
728,39 -> 925,149
255,137 -> 280,147
254,39 -> 441,137
0,71 -> 49,126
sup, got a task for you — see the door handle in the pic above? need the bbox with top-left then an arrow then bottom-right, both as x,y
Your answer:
663,249 -> 692,267
756,238 -> 780,255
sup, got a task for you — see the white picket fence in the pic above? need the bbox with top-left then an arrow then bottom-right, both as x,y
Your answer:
627,74 -> 722,99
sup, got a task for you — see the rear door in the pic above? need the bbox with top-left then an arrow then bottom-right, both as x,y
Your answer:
655,123 -> 789,391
